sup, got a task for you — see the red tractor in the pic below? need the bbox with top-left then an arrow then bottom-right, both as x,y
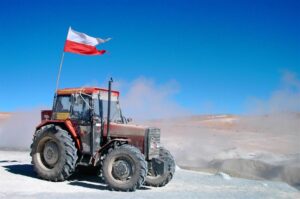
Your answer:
30,79 -> 175,191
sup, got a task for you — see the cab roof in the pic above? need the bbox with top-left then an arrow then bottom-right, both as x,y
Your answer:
57,87 -> 120,96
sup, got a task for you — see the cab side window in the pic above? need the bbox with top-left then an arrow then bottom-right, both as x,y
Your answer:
71,95 -> 91,120
93,98 -> 100,117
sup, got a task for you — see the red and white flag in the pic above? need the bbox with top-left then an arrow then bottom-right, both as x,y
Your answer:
64,27 -> 110,55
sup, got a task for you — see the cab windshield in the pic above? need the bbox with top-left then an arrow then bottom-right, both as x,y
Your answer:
102,100 -> 123,123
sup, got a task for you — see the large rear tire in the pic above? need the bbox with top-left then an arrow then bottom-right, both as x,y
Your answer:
30,125 -> 78,181
145,147 -> 175,187
102,144 -> 147,191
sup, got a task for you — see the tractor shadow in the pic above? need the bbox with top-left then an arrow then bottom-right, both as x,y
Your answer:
68,171 -> 109,190
68,169 -> 151,191
2,163 -> 150,191
2,163 -> 108,190
2,163 -> 36,179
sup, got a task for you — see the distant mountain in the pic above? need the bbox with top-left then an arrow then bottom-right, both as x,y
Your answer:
0,112 -> 11,123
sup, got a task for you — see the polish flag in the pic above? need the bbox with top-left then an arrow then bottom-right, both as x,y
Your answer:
64,27 -> 111,55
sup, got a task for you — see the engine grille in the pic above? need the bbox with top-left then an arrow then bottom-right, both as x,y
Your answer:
145,128 -> 161,160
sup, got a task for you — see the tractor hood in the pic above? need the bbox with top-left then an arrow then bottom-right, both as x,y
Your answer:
104,122 -> 161,156
106,122 -> 149,138
104,122 -> 160,154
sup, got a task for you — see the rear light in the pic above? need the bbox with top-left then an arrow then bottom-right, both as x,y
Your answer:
41,110 -> 52,121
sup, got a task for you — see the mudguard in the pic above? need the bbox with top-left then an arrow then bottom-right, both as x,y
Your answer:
36,119 -> 82,150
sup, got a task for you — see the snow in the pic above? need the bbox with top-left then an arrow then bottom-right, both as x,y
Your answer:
215,172 -> 232,180
0,150 -> 298,199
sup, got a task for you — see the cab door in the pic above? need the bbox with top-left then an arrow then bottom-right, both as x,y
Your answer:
91,94 -> 102,153
70,94 -> 93,154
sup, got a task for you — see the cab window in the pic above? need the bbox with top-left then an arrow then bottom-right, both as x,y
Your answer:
102,100 -> 122,123
71,95 -> 91,120
55,96 -> 71,112
93,98 -> 100,117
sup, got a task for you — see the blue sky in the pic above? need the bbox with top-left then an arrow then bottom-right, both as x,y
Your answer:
0,0 -> 299,114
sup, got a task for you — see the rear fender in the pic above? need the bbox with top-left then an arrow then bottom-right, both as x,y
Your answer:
36,120 -> 81,150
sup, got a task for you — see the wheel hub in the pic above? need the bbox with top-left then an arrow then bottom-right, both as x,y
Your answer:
112,160 -> 132,180
43,141 -> 59,167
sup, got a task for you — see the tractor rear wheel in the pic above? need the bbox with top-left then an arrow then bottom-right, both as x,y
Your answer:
145,147 -> 175,187
30,125 -> 78,181
102,144 -> 147,191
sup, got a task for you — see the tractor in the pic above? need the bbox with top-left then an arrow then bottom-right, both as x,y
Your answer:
30,79 -> 175,191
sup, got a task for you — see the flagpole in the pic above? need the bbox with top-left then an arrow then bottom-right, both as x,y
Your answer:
55,52 -> 65,93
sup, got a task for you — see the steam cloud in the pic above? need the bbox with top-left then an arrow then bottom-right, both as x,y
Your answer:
141,72 -> 300,188
247,71 -> 300,114
0,110 -> 40,150
120,77 -> 189,121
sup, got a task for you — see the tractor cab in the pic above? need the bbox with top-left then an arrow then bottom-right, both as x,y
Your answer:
51,87 -> 121,121
47,87 -> 124,155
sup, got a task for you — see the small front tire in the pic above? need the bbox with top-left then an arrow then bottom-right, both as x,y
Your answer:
102,144 -> 147,191
145,147 -> 175,187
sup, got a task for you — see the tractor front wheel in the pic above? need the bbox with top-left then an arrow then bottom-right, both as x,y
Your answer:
30,125 -> 78,181
102,144 -> 147,191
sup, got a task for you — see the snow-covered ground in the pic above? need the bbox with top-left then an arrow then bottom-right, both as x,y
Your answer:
0,150 -> 298,199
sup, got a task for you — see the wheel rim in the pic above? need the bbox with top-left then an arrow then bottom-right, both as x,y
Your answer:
42,140 -> 59,167
111,157 -> 134,181
37,137 -> 60,169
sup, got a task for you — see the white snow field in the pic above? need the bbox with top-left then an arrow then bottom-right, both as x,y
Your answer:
0,150 -> 299,199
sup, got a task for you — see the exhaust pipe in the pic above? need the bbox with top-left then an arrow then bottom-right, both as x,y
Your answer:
107,77 -> 113,141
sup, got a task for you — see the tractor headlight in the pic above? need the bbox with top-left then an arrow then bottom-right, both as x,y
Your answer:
145,128 -> 161,160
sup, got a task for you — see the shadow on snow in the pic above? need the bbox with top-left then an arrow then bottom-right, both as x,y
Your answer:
1,163 -> 151,191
